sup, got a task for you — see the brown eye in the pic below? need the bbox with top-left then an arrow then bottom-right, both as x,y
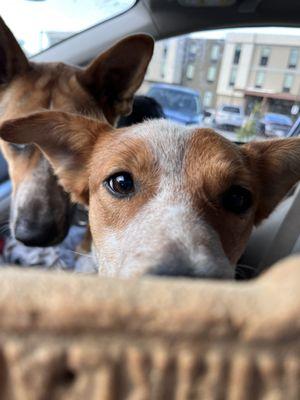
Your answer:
222,185 -> 252,215
105,172 -> 135,198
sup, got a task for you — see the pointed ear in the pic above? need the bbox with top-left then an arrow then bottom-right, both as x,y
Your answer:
0,111 -> 112,204
0,16 -> 30,83
243,138 -> 300,224
77,34 -> 154,123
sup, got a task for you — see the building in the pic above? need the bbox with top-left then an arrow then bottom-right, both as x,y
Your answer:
217,33 -> 300,115
145,37 -> 185,85
181,38 -> 224,109
144,36 -> 224,109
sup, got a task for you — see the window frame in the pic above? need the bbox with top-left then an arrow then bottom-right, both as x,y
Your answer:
288,48 -> 299,69
207,65 -> 217,83
259,47 -> 271,67
255,70 -> 265,89
210,44 -> 220,62
233,44 -> 242,65
282,73 -> 294,93
228,66 -> 237,87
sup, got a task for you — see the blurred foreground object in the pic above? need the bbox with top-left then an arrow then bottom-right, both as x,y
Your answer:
0,256 -> 299,398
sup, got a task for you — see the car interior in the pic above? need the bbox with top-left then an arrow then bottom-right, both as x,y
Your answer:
0,0 -> 300,277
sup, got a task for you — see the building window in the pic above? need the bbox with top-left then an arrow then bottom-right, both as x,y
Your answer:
228,66 -> 237,87
203,91 -> 213,108
260,47 -> 270,66
288,48 -> 298,69
189,42 -> 197,55
186,64 -> 195,80
207,65 -> 217,83
283,74 -> 294,93
210,44 -> 220,62
233,44 -> 241,65
255,71 -> 265,88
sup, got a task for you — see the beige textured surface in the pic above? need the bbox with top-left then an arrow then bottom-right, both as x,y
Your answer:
0,257 -> 299,399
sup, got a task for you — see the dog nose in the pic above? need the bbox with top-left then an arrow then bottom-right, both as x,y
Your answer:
14,218 -> 59,247
147,264 -> 198,278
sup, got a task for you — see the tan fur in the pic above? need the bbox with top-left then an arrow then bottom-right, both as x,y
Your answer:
0,16 -> 153,245
2,114 -> 300,278
183,130 -> 257,263
90,134 -> 160,231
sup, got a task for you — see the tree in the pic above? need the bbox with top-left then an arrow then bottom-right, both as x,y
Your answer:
237,102 -> 263,141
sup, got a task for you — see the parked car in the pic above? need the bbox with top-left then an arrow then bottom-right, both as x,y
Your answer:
260,113 -> 293,137
0,151 -> 10,254
214,105 -> 245,131
287,115 -> 300,137
0,151 -> 10,205
147,83 -> 203,126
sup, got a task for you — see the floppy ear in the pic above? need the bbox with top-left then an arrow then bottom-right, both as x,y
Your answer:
0,16 -> 30,83
77,34 -> 154,124
243,138 -> 300,224
0,111 -> 112,204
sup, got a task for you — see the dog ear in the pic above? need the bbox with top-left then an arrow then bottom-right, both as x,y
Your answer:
77,34 -> 154,124
0,111 -> 112,204
0,17 -> 30,84
243,138 -> 300,224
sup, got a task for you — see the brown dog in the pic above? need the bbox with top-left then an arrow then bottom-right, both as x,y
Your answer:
1,112 -> 300,279
0,17 -> 153,247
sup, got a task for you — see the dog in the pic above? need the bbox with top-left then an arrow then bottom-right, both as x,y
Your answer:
1,112 -> 300,279
117,95 -> 165,127
0,17 -> 153,247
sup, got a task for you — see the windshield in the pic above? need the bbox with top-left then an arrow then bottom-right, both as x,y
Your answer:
149,88 -> 201,116
264,114 -> 293,125
0,0 -> 136,56
222,106 -> 241,114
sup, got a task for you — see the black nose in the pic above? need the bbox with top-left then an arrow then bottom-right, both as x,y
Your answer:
147,264 -> 198,278
14,218 -> 60,247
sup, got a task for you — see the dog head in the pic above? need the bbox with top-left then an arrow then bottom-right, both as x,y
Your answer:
2,113 -> 300,278
0,17 -> 153,246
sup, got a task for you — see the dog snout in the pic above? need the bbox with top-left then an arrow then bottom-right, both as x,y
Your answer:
147,263 -> 198,278
14,217 -> 61,247
146,244 -> 234,280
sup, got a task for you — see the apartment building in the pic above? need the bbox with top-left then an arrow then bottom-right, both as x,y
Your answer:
181,38 -> 224,109
217,33 -> 300,115
145,37 -> 185,85
144,36 -> 224,109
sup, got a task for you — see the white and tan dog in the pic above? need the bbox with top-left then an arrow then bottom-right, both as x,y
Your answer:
1,112 -> 300,279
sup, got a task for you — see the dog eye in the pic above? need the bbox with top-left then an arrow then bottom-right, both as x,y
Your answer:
105,172 -> 135,198
9,143 -> 28,152
221,185 -> 252,214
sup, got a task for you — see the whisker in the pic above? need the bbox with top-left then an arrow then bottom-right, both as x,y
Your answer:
237,264 -> 256,271
66,249 -> 94,259
235,264 -> 256,280
0,224 -> 10,235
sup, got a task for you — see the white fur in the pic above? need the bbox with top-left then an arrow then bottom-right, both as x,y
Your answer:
96,120 -> 234,279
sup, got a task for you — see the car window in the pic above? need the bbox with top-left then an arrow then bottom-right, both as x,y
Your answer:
222,106 -> 241,114
148,88 -> 201,115
140,27 -> 300,143
264,114 -> 293,125
0,0 -> 136,56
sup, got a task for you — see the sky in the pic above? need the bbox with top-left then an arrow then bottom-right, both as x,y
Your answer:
0,0 -> 135,54
0,0 -> 300,55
